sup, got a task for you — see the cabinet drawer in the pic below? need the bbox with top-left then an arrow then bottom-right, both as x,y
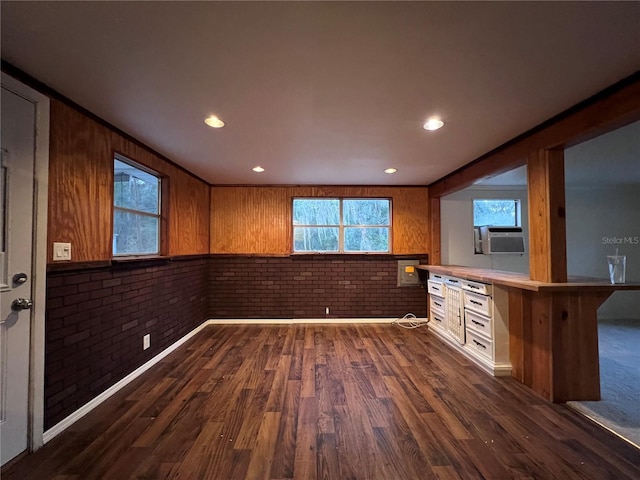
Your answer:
466,330 -> 493,361
430,273 -> 445,282
463,291 -> 491,317
430,310 -> 445,330
465,309 -> 492,338
429,295 -> 446,315
461,279 -> 492,296
427,280 -> 445,297
445,277 -> 462,288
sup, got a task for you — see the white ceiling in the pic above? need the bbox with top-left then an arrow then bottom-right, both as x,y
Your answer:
2,1 -> 639,186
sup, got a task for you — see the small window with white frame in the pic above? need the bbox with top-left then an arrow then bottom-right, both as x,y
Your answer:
473,199 -> 521,227
293,198 -> 391,253
113,155 -> 161,256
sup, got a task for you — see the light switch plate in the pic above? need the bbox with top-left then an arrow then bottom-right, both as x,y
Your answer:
53,242 -> 72,261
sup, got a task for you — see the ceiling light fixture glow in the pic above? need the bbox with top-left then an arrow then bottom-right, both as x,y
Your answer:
252,166 -> 265,173
384,168 -> 398,174
204,115 -> 225,128
423,118 -> 444,131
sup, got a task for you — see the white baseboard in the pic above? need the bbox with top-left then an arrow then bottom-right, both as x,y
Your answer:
43,319 -> 211,444
42,317 -> 422,443
207,317 -> 415,324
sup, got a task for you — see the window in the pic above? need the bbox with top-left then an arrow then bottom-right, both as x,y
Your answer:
473,199 -> 520,227
293,198 -> 390,253
113,155 -> 161,256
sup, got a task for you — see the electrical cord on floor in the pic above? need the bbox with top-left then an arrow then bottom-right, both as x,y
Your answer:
392,312 -> 430,329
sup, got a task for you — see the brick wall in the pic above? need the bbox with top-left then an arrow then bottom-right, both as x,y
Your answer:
209,255 -> 428,319
44,257 -> 208,429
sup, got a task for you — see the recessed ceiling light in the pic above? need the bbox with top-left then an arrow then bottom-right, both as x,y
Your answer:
423,118 -> 444,131
252,166 -> 265,173
384,168 -> 398,174
204,115 -> 225,128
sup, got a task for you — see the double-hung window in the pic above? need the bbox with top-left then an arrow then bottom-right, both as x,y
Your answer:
293,198 -> 391,253
113,155 -> 161,256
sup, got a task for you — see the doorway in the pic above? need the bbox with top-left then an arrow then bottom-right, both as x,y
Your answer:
0,73 -> 50,466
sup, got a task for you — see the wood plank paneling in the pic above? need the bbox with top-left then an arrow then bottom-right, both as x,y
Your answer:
210,187 -> 292,255
48,101 -> 113,262
389,187 -> 429,255
527,291 -> 553,400
516,289 -> 612,402
169,172 -> 210,255
48,100 -> 210,262
508,288 -> 525,382
210,186 -> 429,255
550,292 -> 610,402
527,149 -> 567,282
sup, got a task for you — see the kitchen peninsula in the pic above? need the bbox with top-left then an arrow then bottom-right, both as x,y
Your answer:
418,264 -> 640,403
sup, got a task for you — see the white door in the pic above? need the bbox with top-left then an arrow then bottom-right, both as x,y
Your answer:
0,86 -> 36,466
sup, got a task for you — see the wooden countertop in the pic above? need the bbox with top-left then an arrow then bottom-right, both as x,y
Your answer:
417,264 -> 640,292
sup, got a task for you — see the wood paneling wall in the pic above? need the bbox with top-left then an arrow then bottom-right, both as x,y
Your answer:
48,100 -> 210,262
210,186 -> 429,255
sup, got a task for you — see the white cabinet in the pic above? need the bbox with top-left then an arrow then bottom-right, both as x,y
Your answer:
427,272 -> 511,376
427,277 -> 447,337
445,280 -> 464,344
463,290 -> 492,317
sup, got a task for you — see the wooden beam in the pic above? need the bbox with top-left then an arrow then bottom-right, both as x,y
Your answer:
429,72 -> 640,197
527,149 -> 567,283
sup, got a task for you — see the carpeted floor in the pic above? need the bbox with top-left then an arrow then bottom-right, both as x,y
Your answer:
568,318 -> 640,448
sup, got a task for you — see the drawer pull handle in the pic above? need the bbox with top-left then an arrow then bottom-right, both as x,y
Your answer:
471,319 -> 483,326
473,340 -> 487,349
470,300 -> 483,306
470,285 -> 480,289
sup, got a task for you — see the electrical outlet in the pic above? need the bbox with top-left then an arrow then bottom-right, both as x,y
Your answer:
326,307 -> 330,315
143,334 -> 150,350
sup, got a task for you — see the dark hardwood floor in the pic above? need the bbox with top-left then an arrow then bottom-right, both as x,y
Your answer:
3,324 -> 639,479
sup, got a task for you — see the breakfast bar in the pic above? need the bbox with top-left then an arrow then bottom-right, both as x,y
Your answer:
418,264 -> 640,402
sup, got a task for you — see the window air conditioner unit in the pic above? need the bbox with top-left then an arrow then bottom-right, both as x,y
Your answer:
479,226 -> 525,254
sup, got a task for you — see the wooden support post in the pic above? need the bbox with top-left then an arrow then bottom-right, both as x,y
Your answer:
527,149 -> 567,282
429,195 -> 441,265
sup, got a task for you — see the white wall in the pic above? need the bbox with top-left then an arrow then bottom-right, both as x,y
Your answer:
440,187 -> 529,274
565,186 -> 640,319
564,121 -> 640,320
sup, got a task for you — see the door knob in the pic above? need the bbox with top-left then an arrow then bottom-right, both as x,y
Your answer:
11,298 -> 33,311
